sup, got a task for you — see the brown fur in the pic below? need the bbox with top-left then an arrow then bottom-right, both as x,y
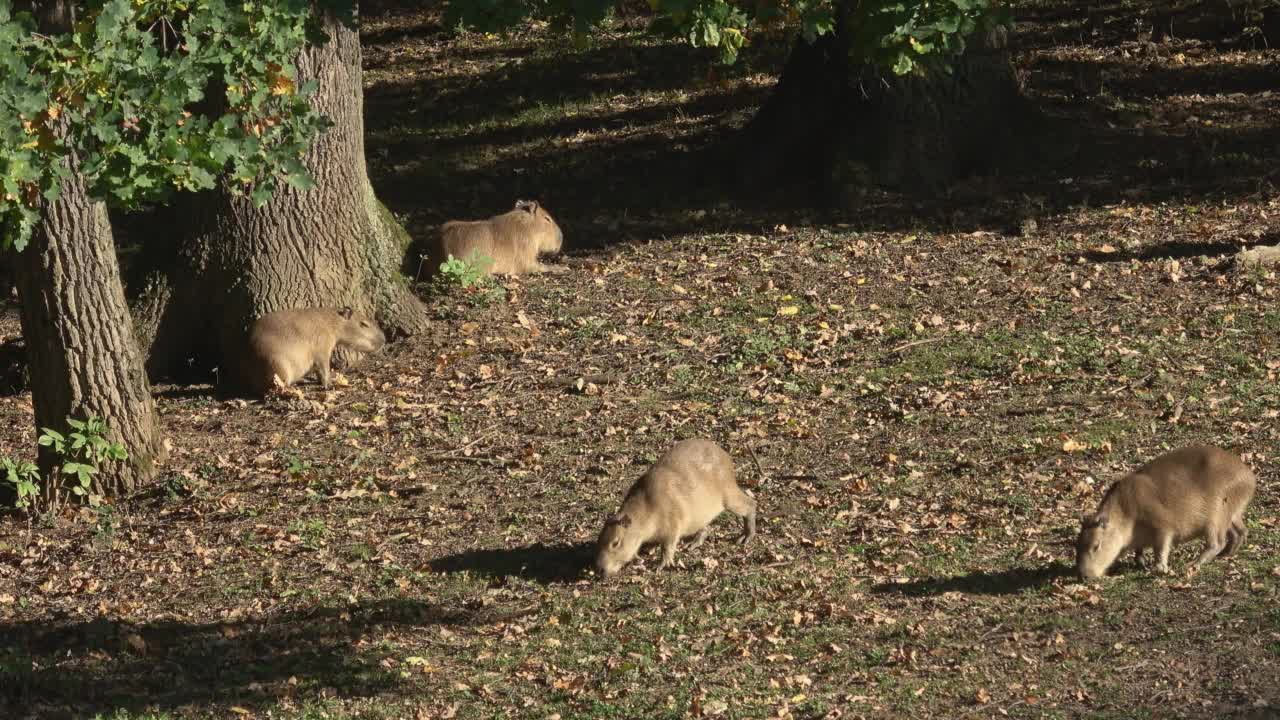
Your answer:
241,307 -> 386,396
595,439 -> 757,577
426,199 -> 565,277
1076,445 -> 1256,579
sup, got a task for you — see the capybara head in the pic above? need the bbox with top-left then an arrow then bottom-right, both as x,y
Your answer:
595,512 -> 643,578
515,199 -> 563,255
1075,510 -> 1125,579
336,307 -> 387,353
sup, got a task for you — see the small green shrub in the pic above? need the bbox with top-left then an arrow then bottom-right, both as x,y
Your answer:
1,457 -> 39,509
435,251 -> 494,290
2,415 -> 128,509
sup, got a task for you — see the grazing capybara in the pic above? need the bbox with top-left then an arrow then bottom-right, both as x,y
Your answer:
1076,445 -> 1255,578
595,439 -> 756,578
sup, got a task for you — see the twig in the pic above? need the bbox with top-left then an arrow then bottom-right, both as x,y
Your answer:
746,443 -> 767,485
977,623 -> 1005,644
547,373 -> 619,389
422,454 -> 506,467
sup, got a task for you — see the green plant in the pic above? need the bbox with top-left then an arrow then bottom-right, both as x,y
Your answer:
3,415 -> 126,509
93,503 -> 121,542
36,416 -> 128,507
448,0 -> 1006,70
434,251 -> 494,290
1,457 -> 39,508
288,518 -> 330,549
284,454 -> 313,478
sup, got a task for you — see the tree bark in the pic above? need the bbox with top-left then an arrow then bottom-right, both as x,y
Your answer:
11,138 -> 166,501
728,16 -> 1061,204
132,6 -> 425,385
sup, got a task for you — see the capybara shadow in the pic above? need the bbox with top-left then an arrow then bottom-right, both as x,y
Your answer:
430,542 -> 593,584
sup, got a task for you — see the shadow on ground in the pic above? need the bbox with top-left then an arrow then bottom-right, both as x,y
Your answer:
429,542 -> 594,584
362,0 -> 1280,249
871,563 -> 1073,598
1076,237 -> 1275,264
0,597 -> 528,718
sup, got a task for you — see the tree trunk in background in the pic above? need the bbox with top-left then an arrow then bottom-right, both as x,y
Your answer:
12,139 -> 166,500
728,12 -> 1062,204
132,7 -> 425,384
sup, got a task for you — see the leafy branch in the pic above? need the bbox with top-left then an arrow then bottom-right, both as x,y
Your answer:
0,0 -> 330,251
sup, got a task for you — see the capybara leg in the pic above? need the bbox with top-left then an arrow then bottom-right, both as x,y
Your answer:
725,490 -> 756,544
688,527 -> 710,549
1153,532 -> 1175,574
317,357 -> 331,388
1192,528 -> 1227,571
1220,519 -> 1246,557
658,538 -> 679,568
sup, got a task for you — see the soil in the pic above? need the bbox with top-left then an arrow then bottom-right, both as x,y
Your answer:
2,1 -> 1279,718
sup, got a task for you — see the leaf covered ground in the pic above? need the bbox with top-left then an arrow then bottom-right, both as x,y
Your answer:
3,1 -> 1280,718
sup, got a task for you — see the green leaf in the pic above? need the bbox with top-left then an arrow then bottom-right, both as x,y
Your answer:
250,185 -> 274,206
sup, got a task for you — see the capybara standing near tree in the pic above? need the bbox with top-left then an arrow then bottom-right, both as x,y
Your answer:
240,307 -> 386,396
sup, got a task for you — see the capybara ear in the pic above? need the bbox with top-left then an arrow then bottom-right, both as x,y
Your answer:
515,199 -> 538,214
616,513 -> 631,528
338,306 -> 353,319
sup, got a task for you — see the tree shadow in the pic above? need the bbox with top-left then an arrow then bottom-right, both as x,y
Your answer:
429,541 -> 594,584
870,563 -> 1073,598
364,8 -> 1280,252
1076,238 -> 1273,264
0,336 -> 26,397
0,597 -> 520,719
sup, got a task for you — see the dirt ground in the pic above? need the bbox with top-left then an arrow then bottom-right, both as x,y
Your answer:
2,1 -> 1280,718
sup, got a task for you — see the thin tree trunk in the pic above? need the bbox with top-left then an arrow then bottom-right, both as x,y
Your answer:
133,6 -> 425,385
12,137 -> 166,501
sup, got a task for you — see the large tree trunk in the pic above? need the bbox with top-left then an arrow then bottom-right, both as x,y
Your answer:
132,6 -> 425,385
729,13 -> 1060,204
11,138 -> 166,502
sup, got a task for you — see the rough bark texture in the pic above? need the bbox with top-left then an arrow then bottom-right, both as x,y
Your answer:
730,16 -> 1057,203
12,141 -> 166,500
133,8 -> 425,385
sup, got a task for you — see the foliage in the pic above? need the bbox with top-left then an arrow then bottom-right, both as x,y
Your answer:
435,251 -> 495,290
1,456 -> 39,508
844,0 -> 1010,75
3,416 -> 127,509
37,415 -> 128,507
447,0 -> 1007,68
0,415 -> 127,508
0,0 -> 332,251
